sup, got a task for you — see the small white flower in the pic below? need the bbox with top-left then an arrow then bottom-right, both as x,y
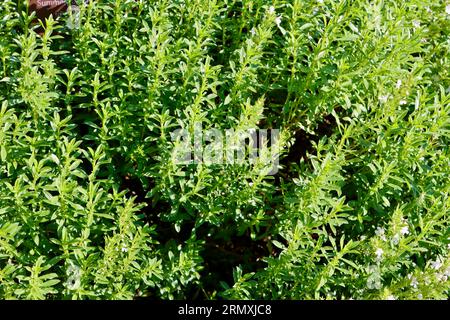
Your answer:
375,227 -> 385,236
435,272 -> 447,282
66,6 -> 81,30
400,226 -> 409,236
412,20 -> 421,28
392,233 -> 400,245
318,0 -> 324,3
446,4 -> 450,15
379,95 -> 389,103
66,263 -> 81,290
66,275 -> 81,290
268,6 -> 275,15
121,247 -> 128,253
418,293 -> 423,299
395,80 -> 402,89
250,28 -> 257,36
431,259 -> 442,270
249,182 -> 254,187
375,227 -> 387,241
410,277 -> 419,288
67,264 -> 80,277
386,295 -> 396,300
400,100 -> 407,105
375,248 -> 384,260
275,16 -> 282,26
366,266 -> 382,289
445,267 -> 450,277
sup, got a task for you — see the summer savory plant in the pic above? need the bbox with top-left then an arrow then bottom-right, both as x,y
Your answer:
0,0 -> 449,300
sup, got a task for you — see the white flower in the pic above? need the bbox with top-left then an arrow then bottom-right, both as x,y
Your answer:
400,100 -> 407,105
375,227 -> 385,236
268,6 -> 275,14
121,247 -> 128,253
375,248 -> 384,260
386,295 -> 396,300
436,272 -> 448,282
412,20 -> 420,28
418,293 -> 423,299
375,227 -> 387,241
275,16 -> 282,26
379,95 -> 389,103
250,28 -> 257,36
395,80 -> 402,89
446,4 -> 450,15
431,259 -> 442,270
366,266 -> 382,289
410,277 -> 419,288
67,264 -> 80,277
66,6 -> 81,30
249,182 -> 254,187
66,275 -> 81,290
391,233 -> 400,245
400,226 -> 409,236
66,263 -> 81,290
318,0 -> 324,3
445,267 -> 450,277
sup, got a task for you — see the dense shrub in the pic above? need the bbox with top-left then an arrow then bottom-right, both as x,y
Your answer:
0,0 -> 449,299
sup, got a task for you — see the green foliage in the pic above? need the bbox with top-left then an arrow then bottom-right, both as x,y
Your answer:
0,0 -> 449,300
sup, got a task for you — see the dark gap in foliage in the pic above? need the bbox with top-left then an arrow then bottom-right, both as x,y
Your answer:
117,173 -> 198,247
195,224 -> 269,299
227,2 -> 243,19
277,113 -> 337,184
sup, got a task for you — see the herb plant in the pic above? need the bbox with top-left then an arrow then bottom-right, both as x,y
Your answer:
0,0 -> 449,300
